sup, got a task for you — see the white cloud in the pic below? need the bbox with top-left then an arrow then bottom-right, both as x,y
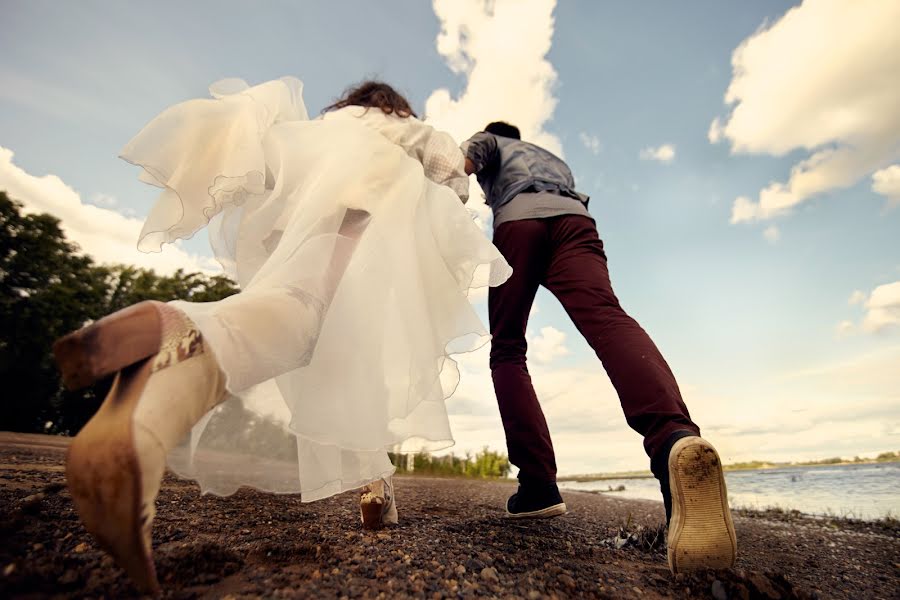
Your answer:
841,281 -> 900,334
528,325 -> 570,364
860,281 -> 900,333
872,164 -> 900,208
579,132 -> 601,155
848,290 -> 866,306
762,225 -> 780,244
712,0 -> 900,223
0,146 -> 218,275
835,320 -> 855,338
91,193 -> 118,207
639,143 -> 676,163
425,0 -> 561,156
707,117 -> 724,144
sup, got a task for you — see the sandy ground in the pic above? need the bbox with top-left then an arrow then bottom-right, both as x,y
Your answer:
1,432 -> 897,599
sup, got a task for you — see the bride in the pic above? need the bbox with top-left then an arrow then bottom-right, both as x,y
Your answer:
53,77 -> 511,593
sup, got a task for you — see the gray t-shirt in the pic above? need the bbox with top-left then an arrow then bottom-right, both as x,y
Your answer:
493,191 -> 593,229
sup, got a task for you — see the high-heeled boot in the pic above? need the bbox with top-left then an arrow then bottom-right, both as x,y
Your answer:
55,301 -> 227,594
55,208 -> 372,593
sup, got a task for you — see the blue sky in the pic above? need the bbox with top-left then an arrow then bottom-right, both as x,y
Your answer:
2,0 -> 898,474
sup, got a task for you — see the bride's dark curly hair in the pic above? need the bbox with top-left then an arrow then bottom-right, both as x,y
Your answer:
323,80 -> 417,118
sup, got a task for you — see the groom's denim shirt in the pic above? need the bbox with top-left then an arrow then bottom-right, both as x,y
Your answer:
462,133 -> 589,211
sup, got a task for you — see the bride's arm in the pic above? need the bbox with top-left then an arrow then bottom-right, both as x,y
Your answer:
420,130 -> 469,203
353,110 -> 469,203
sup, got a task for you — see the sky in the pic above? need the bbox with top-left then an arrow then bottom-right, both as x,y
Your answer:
1,0 -> 898,475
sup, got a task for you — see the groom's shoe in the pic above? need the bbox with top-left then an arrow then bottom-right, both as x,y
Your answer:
505,481 -> 567,519
652,432 -> 737,573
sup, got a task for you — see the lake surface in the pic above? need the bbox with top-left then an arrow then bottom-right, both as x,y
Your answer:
559,462 -> 900,520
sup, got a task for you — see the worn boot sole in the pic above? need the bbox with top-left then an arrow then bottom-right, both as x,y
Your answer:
666,437 -> 737,573
504,502 -> 568,519
65,361 -> 160,595
55,303 -> 165,595
53,301 -> 163,391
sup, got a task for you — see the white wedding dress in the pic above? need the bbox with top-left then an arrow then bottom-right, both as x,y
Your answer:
120,77 -> 511,500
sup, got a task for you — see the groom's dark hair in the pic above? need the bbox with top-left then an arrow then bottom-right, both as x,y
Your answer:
485,121 -> 521,140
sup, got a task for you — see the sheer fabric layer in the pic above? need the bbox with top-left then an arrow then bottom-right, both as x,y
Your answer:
121,78 -> 511,500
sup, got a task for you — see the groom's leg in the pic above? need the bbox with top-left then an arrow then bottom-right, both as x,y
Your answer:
541,215 -> 699,459
489,219 -> 557,484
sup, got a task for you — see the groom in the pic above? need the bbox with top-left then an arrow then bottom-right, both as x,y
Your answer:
462,122 -> 737,573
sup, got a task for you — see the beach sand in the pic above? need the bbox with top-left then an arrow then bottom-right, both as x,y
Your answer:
1,432 -> 897,599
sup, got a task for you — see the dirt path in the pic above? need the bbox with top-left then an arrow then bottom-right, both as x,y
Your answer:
1,433 -> 897,599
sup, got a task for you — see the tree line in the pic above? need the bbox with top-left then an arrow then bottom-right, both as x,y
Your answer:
389,447 -> 511,478
1,190 -> 514,479
0,191 -> 239,435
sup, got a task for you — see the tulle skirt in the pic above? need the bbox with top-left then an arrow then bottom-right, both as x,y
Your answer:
120,78 -> 511,500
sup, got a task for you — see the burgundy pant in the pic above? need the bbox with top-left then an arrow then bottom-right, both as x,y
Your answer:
489,215 -> 699,484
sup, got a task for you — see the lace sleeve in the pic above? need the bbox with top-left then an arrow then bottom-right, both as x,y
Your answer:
422,131 -> 469,203
337,109 -> 470,203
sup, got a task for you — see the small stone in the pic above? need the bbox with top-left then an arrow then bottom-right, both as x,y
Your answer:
632,586 -> 643,596
73,542 -> 88,553
748,572 -> 780,598
32,543 -> 43,551
711,580 -> 728,600
558,573 -> 576,589
3,564 -> 15,577
455,565 -> 466,576
527,591 -> 541,600
733,583 -> 751,600
466,557 -> 486,571
480,567 -> 499,583
59,570 -> 79,585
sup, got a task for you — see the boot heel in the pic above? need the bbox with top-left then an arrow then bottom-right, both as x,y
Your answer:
53,301 -> 164,390
360,496 -> 385,530
66,359 -> 161,595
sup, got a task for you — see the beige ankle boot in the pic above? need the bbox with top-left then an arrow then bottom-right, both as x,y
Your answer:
55,302 -> 227,595
54,208 -> 372,593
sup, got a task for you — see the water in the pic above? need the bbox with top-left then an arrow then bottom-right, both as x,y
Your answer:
559,462 -> 900,520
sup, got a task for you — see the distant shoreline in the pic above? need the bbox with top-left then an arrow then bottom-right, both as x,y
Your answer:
557,455 -> 900,483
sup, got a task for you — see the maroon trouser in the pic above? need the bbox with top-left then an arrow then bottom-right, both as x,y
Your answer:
489,214 -> 699,484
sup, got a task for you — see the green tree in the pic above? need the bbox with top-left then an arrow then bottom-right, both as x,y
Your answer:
0,191 -> 239,435
388,447 -> 511,478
